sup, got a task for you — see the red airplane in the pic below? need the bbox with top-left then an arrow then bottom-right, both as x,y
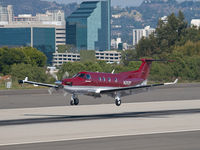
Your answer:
19,59 -> 178,106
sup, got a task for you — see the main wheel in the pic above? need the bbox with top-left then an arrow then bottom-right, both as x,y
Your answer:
74,98 -> 79,105
70,100 -> 74,105
115,98 -> 121,106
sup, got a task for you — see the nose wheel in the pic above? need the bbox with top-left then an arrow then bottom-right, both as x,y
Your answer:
115,97 -> 121,106
70,94 -> 79,105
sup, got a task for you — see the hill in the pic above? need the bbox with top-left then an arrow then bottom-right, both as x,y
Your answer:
112,0 -> 200,44
1,0 -> 78,16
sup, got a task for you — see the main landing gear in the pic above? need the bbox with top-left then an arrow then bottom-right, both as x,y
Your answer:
70,94 -> 79,106
115,96 -> 121,106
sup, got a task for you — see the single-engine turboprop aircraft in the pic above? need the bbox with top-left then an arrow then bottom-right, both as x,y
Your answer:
19,59 -> 178,106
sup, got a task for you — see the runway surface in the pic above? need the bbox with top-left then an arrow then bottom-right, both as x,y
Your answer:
0,84 -> 200,149
0,83 -> 200,109
1,131 -> 200,150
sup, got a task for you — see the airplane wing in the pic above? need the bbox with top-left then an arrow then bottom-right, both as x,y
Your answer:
18,77 -> 58,88
99,79 -> 178,95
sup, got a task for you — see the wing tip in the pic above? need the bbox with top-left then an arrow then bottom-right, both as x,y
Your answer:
164,78 -> 178,85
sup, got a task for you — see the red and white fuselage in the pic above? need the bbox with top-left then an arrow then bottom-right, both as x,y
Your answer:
19,59 -> 178,106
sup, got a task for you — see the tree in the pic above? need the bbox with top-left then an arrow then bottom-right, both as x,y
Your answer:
0,47 -> 47,75
0,47 -> 27,74
57,44 -> 76,53
80,50 -> 96,63
57,62 -> 86,79
10,63 -> 48,82
22,47 -> 47,67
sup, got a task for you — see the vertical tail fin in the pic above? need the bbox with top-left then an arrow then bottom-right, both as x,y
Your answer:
138,59 -> 153,79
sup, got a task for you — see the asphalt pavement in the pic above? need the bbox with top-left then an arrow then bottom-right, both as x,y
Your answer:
0,83 -> 200,150
0,83 -> 200,109
1,131 -> 200,150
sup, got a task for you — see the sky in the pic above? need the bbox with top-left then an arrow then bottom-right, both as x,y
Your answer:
45,0 -> 199,7
45,0 -> 144,7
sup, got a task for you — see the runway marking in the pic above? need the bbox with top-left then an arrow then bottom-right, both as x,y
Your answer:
0,100 -> 200,146
1,129 -> 200,147
0,108 -> 200,126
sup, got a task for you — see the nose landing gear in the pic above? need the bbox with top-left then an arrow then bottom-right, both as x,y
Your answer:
70,94 -> 79,105
115,96 -> 121,106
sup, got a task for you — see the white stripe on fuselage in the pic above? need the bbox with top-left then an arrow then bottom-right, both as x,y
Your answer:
64,85 -> 116,94
63,80 -> 147,94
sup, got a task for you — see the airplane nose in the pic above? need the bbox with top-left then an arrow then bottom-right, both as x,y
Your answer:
66,82 -> 72,86
62,79 -> 73,86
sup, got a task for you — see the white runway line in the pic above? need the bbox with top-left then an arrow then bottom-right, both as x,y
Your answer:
0,100 -> 200,146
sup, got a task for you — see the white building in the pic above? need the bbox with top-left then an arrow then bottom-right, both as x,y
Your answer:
0,5 -> 13,24
111,37 -> 122,49
8,9 -> 66,48
52,51 -> 121,67
133,26 -> 155,46
13,10 -> 65,26
191,19 -> 200,28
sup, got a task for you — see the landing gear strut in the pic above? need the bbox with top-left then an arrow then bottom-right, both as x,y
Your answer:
70,94 -> 79,106
115,96 -> 121,106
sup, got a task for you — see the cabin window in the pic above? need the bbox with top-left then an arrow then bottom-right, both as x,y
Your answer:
86,74 -> 91,80
108,77 -> 111,82
99,77 -> 101,81
115,78 -> 118,82
103,77 -> 105,82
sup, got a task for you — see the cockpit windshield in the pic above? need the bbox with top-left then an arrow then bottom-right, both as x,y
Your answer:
73,73 -> 86,78
72,74 -> 78,78
78,73 -> 85,78
72,73 -> 86,79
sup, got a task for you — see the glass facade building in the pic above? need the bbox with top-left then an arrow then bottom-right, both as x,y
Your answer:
0,28 -> 31,47
33,28 -> 55,63
0,27 -> 55,63
66,0 -> 111,51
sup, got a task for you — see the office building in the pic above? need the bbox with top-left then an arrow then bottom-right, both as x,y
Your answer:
0,25 -> 56,63
0,5 -> 13,24
66,0 -> 111,51
0,7 -> 66,63
133,26 -> 155,46
52,50 -> 121,66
